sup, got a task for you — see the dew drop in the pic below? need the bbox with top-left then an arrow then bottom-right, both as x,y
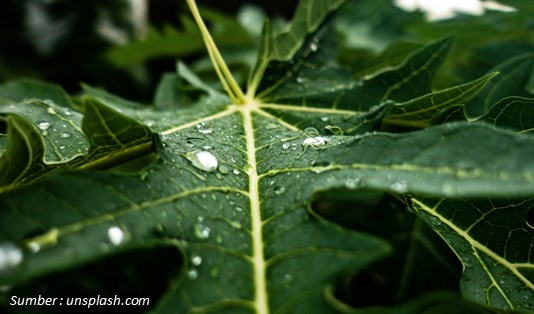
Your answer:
428,216 -> 442,227
282,143 -> 290,150
320,117 -> 329,122
344,178 -> 363,189
235,207 -> 243,212
188,269 -> 198,279
0,242 -> 23,271
46,107 -> 56,114
219,165 -> 229,174
233,168 -> 240,175
274,186 -> 286,195
229,221 -> 242,229
60,132 -> 71,138
64,109 -> 73,116
196,122 -> 213,134
390,180 -> 408,193
243,164 -> 253,175
28,242 -> 41,253
303,136 -> 327,148
296,77 -> 303,83
185,150 -> 218,172
194,222 -> 211,240
191,255 -> 202,266
310,42 -> 318,51
37,121 -> 51,130
284,274 -> 293,282
107,226 -> 125,246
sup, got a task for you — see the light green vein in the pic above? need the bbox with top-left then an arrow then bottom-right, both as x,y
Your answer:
411,198 -> 534,299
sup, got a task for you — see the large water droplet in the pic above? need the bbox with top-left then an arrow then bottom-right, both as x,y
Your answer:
107,226 -> 125,246
0,242 -> 23,271
191,255 -> 202,266
303,136 -> 327,148
188,269 -> 198,279
194,222 -> 211,240
37,121 -> 51,130
274,186 -> 286,195
196,122 -> 213,134
185,150 -> 218,172
390,180 -> 408,193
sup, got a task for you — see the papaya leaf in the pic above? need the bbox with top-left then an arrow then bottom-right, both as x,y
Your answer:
1,1 -> 534,313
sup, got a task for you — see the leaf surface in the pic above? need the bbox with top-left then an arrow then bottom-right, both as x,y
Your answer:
1,1 -> 534,313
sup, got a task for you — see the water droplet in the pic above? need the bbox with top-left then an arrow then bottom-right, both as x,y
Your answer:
196,122 -> 213,134
229,221 -> 242,229
0,242 -> 23,271
303,136 -> 327,148
233,168 -> 240,175
60,132 -> 71,138
235,207 -> 243,212
188,269 -> 198,279
219,165 -> 229,174
191,255 -> 202,266
344,178 -> 363,189
296,77 -> 303,83
320,117 -> 329,122
390,180 -> 408,193
107,226 -> 125,246
274,186 -> 286,195
64,109 -> 73,116
282,143 -> 290,150
244,164 -> 253,175
194,222 -> 211,240
284,274 -> 293,282
28,242 -> 41,253
37,121 -> 51,130
46,107 -> 56,114
59,145 -> 66,150
428,216 -> 442,227
310,42 -> 318,51
185,150 -> 218,172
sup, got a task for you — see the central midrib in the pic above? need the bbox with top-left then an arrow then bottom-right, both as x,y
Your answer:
240,103 -> 269,314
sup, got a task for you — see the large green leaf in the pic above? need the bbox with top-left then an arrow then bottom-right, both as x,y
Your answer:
1,1 -> 534,313
410,197 -> 534,312
0,81 -> 154,192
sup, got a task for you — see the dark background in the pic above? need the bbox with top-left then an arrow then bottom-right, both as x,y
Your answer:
0,0 -> 298,100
